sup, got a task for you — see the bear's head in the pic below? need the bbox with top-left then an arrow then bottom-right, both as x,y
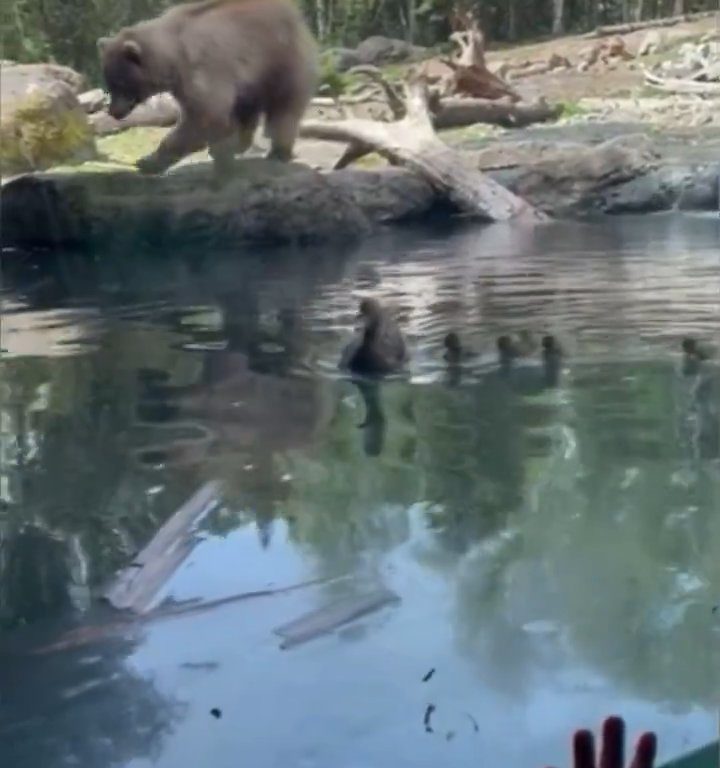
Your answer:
98,35 -> 159,120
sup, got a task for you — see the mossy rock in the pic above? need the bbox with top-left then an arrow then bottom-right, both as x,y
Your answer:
0,81 -> 96,175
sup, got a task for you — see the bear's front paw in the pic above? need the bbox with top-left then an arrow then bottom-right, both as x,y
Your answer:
136,153 -> 168,175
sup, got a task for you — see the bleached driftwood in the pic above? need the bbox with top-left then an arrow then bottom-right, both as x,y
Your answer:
300,75 -> 549,222
644,70 -> 720,95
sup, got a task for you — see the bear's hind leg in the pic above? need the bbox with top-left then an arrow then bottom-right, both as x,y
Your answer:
138,111 -> 230,175
237,112 -> 260,155
264,108 -> 302,162
209,135 -> 239,182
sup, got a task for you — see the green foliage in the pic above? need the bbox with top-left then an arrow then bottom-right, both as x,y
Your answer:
559,100 -> 589,119
319,52 -> 351,96
1,0 -> 719,81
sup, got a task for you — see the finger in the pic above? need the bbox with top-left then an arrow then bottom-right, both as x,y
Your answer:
574,729 -> 596,768
600,716 -> 625,768
630,733 -> 657,768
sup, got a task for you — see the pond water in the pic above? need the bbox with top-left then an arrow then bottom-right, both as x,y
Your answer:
1,213 -> 719,768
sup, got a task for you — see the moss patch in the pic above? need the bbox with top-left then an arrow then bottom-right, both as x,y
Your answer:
559,101 -> 590,119
97,127 -> 170,165
0,89 -> 95,174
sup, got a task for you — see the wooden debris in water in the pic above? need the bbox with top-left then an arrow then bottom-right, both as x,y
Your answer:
465,712 -> 480,733
274,586 -> 400,649
32,575 -> 351,655
103,481 -> 221,614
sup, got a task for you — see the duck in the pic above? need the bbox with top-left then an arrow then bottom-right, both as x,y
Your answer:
340,297 -> 407,376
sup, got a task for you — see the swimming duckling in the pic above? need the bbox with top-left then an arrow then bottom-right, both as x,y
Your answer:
541,334 -> 563,386
443,331 -> 475,385
541,334 -> 563,365
682,337 -> 710,376
340,297 -> 407,376
444,332 -> 475,366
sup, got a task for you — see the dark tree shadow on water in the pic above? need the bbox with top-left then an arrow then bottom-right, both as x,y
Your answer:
0,626 -> 182,768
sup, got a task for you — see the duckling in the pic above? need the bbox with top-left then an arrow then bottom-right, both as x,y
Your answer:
340,297 -> 407,376
682,337 -> 710,376
443,331 -> 474,366
541,334 -> 563,385
497,332 -> 564,390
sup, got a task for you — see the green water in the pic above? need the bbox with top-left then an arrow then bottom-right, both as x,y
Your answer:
0,214 -> 718,768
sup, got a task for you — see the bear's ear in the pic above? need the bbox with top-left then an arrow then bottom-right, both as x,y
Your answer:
122,39 -> 143,65
97,37 -> 111,54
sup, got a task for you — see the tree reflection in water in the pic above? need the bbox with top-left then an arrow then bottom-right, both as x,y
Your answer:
1,222 -> 719,763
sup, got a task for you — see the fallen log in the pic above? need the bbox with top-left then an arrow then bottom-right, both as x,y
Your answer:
435,97 -> 561,129
91,92 -> 181,135
643,70 -> 720,95
585,10 -> 719,38
299,76 -> 548,222
92,76 -> 556,139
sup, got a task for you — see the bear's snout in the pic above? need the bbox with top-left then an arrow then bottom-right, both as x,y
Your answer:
108,97 -> 136,120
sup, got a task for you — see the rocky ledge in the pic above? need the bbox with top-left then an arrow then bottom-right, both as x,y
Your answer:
1,131 -> 717,250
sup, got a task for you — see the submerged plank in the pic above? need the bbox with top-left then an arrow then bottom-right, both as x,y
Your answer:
274,586 -> 401,649
33,574 -> 352,655
103,481 -> 221,613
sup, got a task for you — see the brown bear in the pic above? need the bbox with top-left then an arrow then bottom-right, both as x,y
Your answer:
98,0 -> 318,175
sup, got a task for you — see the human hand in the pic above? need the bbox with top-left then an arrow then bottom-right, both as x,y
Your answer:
547,716 -> 657,768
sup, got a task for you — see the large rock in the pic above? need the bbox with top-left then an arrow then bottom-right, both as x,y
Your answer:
326,168 -> 437,222
484,134 -> 662,216
355,36 -> 427,66
676,164 -> 720,211
78,88 -> 107,115
0,161 -> 442,249
1,62 -> 86,98
323,47 -> 363,73
1,63 -> 95,175
2,131 -> 716,251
